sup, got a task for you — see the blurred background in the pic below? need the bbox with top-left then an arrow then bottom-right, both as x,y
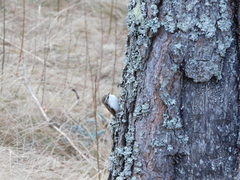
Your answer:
0,0 -> 127,179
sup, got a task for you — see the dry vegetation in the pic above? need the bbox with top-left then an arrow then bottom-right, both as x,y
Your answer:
0,0 -> 127,179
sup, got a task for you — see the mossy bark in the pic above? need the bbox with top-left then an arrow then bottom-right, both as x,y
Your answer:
108,1 -> 240,179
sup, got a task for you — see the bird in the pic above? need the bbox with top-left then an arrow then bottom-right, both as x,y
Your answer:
102,93 -> 119,116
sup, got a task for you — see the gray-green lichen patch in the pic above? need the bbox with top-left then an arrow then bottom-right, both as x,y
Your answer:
126,1 -> 160,38
163,115 -> 183,129
130,176 -> 140,180
196,14 -> 216,38
153,139 -> 166,148
160,87 -> 183,129
185,60 -> 223,82
133,102 -> 150,117
161,0 -> 234,82
160,90 -> 176,107
131,0 -> 144,21
133,161 -> 143,175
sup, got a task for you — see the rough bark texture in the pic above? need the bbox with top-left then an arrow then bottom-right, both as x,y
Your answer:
108,0 -> 240,180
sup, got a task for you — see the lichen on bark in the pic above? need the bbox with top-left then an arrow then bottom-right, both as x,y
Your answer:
162,0 -> 234,83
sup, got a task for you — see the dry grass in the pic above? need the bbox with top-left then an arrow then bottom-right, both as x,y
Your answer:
0,0 -> 127,179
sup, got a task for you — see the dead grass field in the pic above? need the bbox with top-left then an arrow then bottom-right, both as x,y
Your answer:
0,0 -> 127,179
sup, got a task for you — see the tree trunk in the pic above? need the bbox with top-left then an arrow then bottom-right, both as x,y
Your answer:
108,1 -> 240,179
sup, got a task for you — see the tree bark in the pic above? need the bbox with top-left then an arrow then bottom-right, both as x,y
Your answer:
108,1 -> 240,179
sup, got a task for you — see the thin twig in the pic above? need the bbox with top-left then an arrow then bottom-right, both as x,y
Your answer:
40,16 -> 52,105
94,76 -> 100,180
1,0 -> 6,92
108,0 -> 114,34
111,0 -> 118,93
16,0 -> 26,76
97,0 -> 104,97
72,88 -> 80,100
82,0 -> 89,98
68,88 -> 80,110
64,10 -> 72,91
